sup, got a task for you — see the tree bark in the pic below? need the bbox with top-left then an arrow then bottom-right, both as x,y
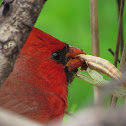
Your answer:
0,0 -> 46,86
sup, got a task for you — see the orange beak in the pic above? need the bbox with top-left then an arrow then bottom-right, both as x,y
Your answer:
66,45 -> 87,72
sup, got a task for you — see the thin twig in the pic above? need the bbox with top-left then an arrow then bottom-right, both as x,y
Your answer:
120,42 -> 126,104
120,42 -> 126,67
111,0 -> 125,108
110,96 -> 118,108
114,0 -> 125,66
90,0 -> 100,104
116,0 -> 124,54
108,48 -> 120,63
65,111 -> 74,117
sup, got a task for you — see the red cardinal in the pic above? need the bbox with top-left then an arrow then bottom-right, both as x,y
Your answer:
0,27 -> 85,124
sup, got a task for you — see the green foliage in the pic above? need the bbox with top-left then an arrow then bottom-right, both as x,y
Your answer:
0,0 -> 126,112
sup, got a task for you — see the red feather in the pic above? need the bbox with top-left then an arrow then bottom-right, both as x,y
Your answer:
0,27 -> 85,124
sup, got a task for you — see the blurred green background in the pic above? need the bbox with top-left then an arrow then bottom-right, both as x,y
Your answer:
0,0 -> 126,113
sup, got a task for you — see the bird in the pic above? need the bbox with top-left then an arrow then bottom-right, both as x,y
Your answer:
0,27 -> 85,124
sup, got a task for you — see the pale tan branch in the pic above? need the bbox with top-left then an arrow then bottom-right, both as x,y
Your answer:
90,0 -> 100,104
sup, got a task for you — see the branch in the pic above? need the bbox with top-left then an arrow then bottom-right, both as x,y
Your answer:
64,107 -> 126,126
0,0 -> 46,86
90,0 -> 100,104
2,107 -> 126,126
120,42 -> 126,68
116,0 -> 124,54
111,0 -> 125,108
108,48 -> 120,63
114,0 -> 125,66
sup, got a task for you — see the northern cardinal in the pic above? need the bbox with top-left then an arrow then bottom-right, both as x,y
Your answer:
0,27 -> 85,124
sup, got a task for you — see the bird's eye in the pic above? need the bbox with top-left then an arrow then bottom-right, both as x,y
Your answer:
52,51 -> 62,61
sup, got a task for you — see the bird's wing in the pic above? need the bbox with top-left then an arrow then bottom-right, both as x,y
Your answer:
0,77 -> 45,118
0,77 -> 66,122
